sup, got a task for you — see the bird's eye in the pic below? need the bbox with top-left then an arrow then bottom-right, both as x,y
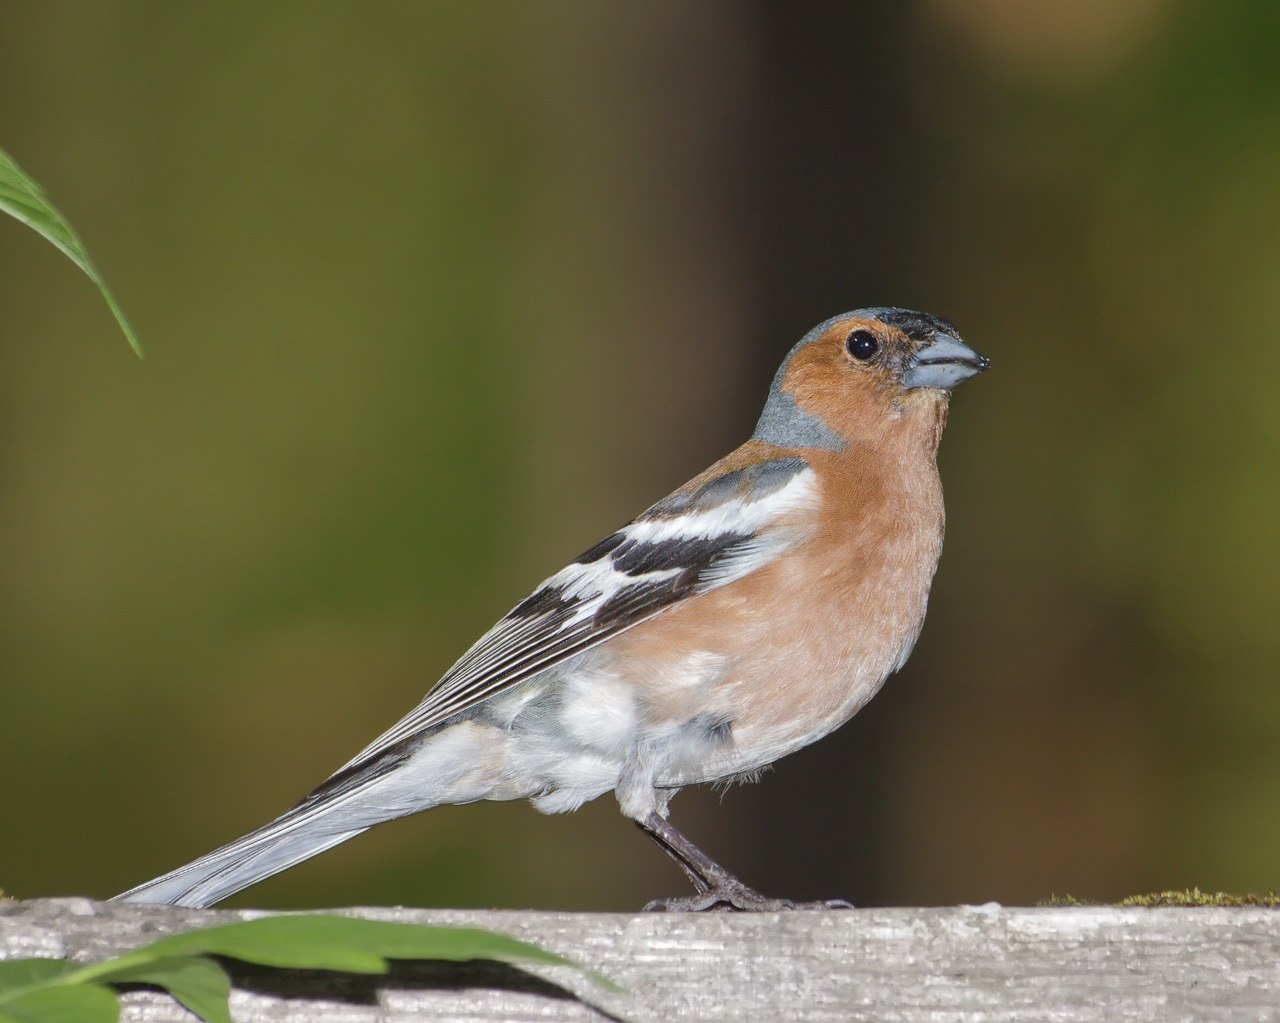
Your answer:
846,329 -> 879,361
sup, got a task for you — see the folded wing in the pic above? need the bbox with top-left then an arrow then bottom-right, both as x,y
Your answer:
329,455 -> 818,779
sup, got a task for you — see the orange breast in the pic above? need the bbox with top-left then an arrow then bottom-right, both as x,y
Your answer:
603,407 -> 947,782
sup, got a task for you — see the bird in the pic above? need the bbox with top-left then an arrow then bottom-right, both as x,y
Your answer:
113,307 -> 988,911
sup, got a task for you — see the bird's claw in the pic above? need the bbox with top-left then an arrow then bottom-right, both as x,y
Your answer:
643,886 -> 855,912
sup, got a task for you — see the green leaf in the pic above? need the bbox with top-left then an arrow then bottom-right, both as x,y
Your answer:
0,962 -> 79,996
94,956 -> 231,1023
0,146 -> 142,357
140,914 -> 576,974
0,984 -> 118,1023
0,916 -> 617,1023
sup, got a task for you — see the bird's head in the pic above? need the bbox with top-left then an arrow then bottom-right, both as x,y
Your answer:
753,308 -> 989,450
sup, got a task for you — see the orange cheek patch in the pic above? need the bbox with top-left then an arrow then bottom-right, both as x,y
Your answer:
780,327 -> 903,446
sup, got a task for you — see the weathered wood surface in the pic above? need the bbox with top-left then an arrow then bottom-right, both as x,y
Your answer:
2,898 -> 1278,1022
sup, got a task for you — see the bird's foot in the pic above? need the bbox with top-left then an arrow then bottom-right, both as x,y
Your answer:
644,882 -> 854,913
635,811 -> 854,911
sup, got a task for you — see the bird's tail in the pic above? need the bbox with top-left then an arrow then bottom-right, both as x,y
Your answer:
111,815 -> 368,908
111,742 -> 424,908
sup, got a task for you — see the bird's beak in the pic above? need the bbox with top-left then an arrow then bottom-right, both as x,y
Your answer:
902,333 -> 990,390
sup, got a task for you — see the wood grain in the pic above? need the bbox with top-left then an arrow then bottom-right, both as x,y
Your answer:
2,899 -> 1277,1021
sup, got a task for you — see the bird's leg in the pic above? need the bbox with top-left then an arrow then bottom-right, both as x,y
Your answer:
636,811 -> 852,912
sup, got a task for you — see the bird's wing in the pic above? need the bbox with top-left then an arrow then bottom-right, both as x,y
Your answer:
329,455 -> 818,778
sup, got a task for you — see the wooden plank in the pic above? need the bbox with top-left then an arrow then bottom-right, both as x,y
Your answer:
2,898 -> 1278,1021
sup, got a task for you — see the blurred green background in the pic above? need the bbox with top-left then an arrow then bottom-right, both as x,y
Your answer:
3,1 -> 1278,911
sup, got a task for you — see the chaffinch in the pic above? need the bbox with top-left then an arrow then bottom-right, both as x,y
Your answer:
114,308 -> 988,911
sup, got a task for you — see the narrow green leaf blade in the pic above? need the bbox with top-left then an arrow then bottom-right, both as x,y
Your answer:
143,915 -> 575,974
0,961 -> 80,996
0,146 -> 142,357
97,956 -> 231,1023
0,984 -> 118,1023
